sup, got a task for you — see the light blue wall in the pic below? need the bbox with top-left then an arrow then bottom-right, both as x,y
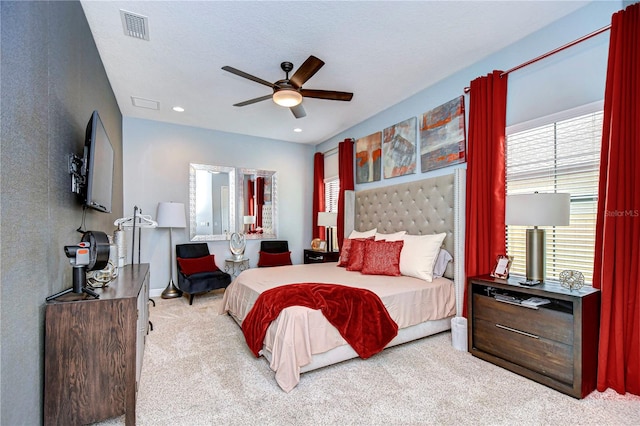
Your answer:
123,118 -> 314,293
318,1 -> 622,191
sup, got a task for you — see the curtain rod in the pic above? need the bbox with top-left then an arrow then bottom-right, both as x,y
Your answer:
323,146 -> 338,156
463,24 -> 611,93
323,138 -> 355,155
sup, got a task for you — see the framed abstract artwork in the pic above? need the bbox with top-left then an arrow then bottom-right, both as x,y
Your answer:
419,96 -> 466,173
382,117 -> 417,179
355,132 -> 382,184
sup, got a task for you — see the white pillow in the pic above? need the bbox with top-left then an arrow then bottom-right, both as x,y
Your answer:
399,233 -> 447,282
433,249 -> 453,278
348,228 -> 377,239
374,231 -> 407,241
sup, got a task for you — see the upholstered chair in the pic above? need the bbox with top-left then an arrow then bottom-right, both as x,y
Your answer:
257,240 -> 292,267
175,243 -> 231,305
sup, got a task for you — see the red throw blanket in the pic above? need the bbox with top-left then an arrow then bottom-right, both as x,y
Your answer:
242,283 -> 398,359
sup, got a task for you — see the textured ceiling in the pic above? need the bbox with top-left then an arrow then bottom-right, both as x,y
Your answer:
80,1 -> 591,145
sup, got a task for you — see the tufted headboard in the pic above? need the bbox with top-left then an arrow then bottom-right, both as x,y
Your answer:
347,169 -> 466,316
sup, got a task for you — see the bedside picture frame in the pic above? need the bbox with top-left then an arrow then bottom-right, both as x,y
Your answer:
311,238 -> 327,251
491,255 -> 512,279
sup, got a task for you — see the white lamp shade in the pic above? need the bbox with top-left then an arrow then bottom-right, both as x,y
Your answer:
243,215 -> 256,225
317,212 -> 338,227
156,202 -> 186,228
505,193 -> 570,226
272,89 -> 302,107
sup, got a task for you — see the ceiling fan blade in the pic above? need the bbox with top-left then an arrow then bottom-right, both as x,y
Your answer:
300,89 -> 353,102
289,56 -> 324,89
233,94 -> 273,107
290,104 -> 306,119
222,66 -> 276,89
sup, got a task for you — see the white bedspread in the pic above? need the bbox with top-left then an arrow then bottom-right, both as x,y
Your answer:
220,263 -> 455,391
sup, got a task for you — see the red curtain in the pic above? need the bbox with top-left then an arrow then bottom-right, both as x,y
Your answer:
247,179 -> 254,216
593,2 -> 640,396
313,152 -> 326,240
256,177 -> 265,228
337,139 -> 355,249
247,179 -> 254,231
464,70 -> 508,317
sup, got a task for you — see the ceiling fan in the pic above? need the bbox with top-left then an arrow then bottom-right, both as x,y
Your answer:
222,55 -> 353,119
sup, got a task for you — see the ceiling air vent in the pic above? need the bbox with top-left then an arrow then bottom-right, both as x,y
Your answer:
120,10 -> 149,41
131,97 -> 160,110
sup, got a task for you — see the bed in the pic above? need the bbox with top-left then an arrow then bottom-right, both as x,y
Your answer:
221,169 -> 466,392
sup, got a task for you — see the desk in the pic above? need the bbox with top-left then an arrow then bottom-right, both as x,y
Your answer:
225,258 -> 250,276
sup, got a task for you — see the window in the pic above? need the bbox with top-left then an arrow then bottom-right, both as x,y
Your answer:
506,107 -> 602,284
324,177 -> 339,213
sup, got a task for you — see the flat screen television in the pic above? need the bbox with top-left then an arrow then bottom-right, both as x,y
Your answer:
83,110 -> 114,213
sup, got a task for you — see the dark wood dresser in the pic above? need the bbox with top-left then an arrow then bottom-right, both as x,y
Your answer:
468,275 -> 600,398
44,263 -> 150,425
303,249 -> 340,264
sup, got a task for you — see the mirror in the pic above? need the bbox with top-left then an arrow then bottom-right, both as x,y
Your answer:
189,163 -> 236,241
237,168 -> 277,239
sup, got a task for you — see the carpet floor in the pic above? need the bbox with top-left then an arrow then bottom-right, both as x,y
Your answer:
95,289 -> 639,425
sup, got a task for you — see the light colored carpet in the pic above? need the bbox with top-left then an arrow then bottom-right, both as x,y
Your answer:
96,290 -> 639,425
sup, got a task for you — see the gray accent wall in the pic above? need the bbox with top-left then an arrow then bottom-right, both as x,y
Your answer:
1,2 -> 123,424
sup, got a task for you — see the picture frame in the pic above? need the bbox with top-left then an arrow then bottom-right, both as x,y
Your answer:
311,238 -> 327,251
491,255 -> 513,279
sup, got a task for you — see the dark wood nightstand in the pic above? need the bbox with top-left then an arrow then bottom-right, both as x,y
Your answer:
303,249 -> 340,264
468,275 -> 600,399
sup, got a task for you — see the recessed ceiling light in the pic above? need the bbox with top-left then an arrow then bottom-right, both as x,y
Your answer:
294,128 -> 302,133
172,106 -> 185,112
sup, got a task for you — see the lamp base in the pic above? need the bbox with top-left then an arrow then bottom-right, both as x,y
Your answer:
161,279 -> 183,299
526,228 -> 546,282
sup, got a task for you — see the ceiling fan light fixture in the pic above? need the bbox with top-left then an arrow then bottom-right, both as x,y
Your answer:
273,89 -> 302,107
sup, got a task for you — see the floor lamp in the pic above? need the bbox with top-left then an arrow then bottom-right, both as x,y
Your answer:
157,201 -> 186,299
505,192 -> 570,282
318,212 -> 338,252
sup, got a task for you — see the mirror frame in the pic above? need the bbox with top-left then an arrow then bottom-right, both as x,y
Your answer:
189,163 -> 236,241
237,168 -> 277,240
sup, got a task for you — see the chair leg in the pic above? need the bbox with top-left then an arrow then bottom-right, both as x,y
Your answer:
189,293 -> 195,305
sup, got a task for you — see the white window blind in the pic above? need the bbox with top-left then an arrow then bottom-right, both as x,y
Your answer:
325,178 -> 339,213
506,109 -> 603,284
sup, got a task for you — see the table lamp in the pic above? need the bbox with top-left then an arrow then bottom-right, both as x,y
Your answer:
157,202 -> 186,299
505,192 -> 570,282
318,212 -> 338,252
243,215 -> 256,233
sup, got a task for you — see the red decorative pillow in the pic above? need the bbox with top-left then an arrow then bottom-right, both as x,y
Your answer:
177,255 -> 219,275
338,237 -> 374,267
337,239 -> 352,267
346,239 -> 368,271
257,251 -> 292,267
361,240 -> 404,276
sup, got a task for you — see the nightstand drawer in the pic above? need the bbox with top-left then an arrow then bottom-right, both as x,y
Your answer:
473,294 -> 573,345
303,249 -> 340,264
305,253 -> 326,263
474,318 -> 574,384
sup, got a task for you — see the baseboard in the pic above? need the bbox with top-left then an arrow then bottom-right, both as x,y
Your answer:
149,288 -> 163,298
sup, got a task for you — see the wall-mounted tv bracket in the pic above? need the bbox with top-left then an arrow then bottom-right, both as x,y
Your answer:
68,153 -> 86,195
